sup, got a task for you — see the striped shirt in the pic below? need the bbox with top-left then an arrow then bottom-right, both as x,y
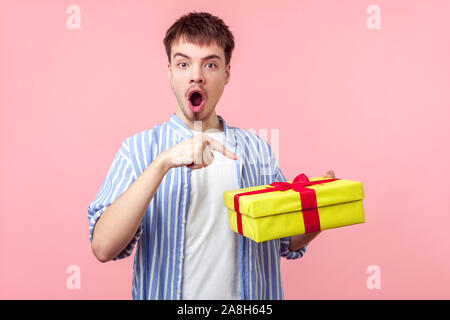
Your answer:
87,113 -> 307,300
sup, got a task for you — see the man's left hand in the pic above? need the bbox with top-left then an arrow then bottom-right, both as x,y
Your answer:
323,170 -> 335,179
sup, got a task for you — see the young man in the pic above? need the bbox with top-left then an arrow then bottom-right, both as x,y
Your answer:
88,11 -> 334,300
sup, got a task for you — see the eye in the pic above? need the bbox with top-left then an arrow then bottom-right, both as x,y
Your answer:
177,62 -> 188,68
205,63 -> 216,69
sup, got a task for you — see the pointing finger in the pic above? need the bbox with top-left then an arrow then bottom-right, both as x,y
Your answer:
206,136 -> 238,160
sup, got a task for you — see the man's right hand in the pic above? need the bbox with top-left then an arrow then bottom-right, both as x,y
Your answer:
158,133 -> 238,171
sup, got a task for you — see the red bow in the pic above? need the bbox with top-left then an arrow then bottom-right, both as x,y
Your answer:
268,173 -> 334,192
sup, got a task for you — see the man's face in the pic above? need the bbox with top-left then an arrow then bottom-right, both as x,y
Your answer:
168,38 -> 230,125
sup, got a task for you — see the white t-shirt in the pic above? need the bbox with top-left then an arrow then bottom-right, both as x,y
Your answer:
181,130 -> 241,300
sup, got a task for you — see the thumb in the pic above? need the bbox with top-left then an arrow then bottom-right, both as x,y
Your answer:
323,170 -> 335,178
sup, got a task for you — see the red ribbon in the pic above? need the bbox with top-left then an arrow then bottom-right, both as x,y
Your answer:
233,173 -> 339,236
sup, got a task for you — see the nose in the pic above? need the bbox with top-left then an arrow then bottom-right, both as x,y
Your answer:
189,65 -> 205,84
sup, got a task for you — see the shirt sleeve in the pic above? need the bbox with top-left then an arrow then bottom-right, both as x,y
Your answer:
87,138 -> 143,261
263,139 -> 308,260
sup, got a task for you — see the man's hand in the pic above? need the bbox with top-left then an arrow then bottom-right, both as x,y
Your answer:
158,132 -> 238,171
323,170 -> 335,179
288,169 -> 336,251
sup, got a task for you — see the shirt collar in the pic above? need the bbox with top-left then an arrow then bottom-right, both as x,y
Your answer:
167,112 -> 237,146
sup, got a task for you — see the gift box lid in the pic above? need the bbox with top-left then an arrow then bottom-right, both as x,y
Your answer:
223,175 -> 364,219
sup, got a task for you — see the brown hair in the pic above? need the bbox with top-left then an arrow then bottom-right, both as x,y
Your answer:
163,12 -> 235,66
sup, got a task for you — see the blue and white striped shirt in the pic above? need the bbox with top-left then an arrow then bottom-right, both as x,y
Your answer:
87,113 -> 307,300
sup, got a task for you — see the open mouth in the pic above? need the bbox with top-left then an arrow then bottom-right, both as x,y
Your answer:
188,89 -> 205,112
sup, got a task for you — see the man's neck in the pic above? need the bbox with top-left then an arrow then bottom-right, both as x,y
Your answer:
175,108 -> 223,133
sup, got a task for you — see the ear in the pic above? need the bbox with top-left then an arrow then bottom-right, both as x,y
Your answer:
225,64 -> 231,85
167,62 -> 171,80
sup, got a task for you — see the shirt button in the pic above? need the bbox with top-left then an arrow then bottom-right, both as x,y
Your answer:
180,255 -> 184,260
184,184 -> 188,189
183,219 -> 186,224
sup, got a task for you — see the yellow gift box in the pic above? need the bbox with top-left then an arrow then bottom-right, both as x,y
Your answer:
223,173 -> 365,242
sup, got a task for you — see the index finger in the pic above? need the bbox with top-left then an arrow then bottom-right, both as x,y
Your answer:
206,136 -> 238,160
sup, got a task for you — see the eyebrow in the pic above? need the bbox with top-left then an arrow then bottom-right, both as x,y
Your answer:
173,52 -> 222,61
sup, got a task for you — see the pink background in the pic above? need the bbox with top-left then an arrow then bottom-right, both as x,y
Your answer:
1,0 -> 449,299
